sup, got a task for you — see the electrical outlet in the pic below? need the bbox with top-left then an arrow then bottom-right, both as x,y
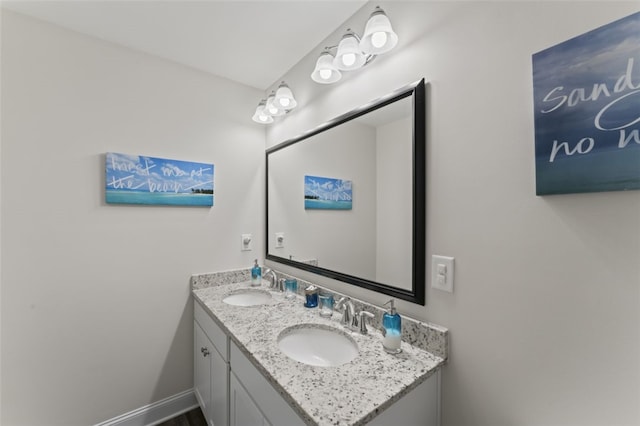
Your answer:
275,232 -> 284,248
431,255 -> 454,292
241,234 -> 252,251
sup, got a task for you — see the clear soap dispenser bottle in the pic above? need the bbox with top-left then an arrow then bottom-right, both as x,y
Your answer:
382,299 -> 402,354
251,259 -> 261,286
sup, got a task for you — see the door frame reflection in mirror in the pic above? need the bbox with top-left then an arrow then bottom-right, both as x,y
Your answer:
266,79 -> 425,305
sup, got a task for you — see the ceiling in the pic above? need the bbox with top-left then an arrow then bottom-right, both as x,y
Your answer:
1,0 -> 368,90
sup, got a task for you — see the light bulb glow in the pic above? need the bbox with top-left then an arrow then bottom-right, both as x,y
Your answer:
274,82 -> 297,109
319,69 -> 332,80
312,52 -> 341,84
252,99 -> 274,124
333,30 -> 366,70
360,8 -> 398,55
371,31 -> 387,48
342,53 -> 356,67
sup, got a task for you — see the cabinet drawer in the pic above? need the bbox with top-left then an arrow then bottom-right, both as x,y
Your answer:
194,300 -> 229,362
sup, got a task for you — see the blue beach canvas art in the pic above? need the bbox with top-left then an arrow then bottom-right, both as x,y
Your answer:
304,175 -> 353,210
105,152 -> 214,206
532,12 -> 640,195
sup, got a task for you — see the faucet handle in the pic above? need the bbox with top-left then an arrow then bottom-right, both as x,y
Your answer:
336,297 -> 352,325
356,311 -> 375,335
336,297 -> 350,309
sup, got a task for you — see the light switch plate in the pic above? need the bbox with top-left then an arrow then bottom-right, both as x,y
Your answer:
432,255 -> 454,293
241,234 -> 252,251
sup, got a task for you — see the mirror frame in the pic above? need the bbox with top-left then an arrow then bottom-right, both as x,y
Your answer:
265,78 -> 425,305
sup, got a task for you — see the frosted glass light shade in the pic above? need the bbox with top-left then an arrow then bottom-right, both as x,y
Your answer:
274,82 -> 297,110
360,8 -> 398,55
333,30 -> 366,71
311,52 -> 342,84
252,100 -> 274,124
265,92 -> 285,117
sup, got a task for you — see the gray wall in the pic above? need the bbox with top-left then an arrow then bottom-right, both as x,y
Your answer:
266,2 -> 640,426
2,2 -> 638,426
1,10 -> 264,425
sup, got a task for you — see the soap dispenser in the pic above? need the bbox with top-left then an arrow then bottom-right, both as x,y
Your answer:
382,299 -> 402,354
251,259 -> 261,286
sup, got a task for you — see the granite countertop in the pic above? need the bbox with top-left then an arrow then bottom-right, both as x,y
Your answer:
193,280 -> 445,426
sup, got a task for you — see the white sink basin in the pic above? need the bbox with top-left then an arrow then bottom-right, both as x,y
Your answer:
223,289 -> 272,307
277,324 -> 359,367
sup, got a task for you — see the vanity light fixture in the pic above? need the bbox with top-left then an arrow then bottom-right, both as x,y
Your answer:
252,81 -> 297,124
334,29 -> 367,71
265,92 -> 285,117
274,81 -> 297,109
310,6 -> 398,84
360,6 -> 398,55
251,99 -> 274,124
310,49 -> 342,84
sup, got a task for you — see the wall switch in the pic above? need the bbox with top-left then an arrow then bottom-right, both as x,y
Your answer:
241,234 -> 252,251
275,232 -> 285,248
431,255 -> 454,293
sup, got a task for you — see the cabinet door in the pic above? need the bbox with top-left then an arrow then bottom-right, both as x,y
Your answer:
210,345 -> 229,426
230,342 -> 304,426
194,322 -> 212,425
229,373 -> 271,426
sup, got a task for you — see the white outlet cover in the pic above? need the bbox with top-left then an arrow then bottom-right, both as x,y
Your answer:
241,234 -> 252,251
275,232 -> 284,248
431,255 -> 454,293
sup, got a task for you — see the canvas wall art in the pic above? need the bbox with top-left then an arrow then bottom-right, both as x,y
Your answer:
105,152 -> 214,206
304,175 -> 352,210
532,12 -> 640,195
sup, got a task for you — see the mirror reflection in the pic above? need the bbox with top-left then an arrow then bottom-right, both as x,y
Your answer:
268,97 -> 412,288
266,79 -> 425,305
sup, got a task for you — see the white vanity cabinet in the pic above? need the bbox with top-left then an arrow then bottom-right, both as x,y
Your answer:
194,300 -> 302,426
194,301 -> 229,426
193,294 -> 442,426
226,336 -> 440,426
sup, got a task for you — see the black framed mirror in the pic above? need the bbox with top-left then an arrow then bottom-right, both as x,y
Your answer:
266,79 -> 425,305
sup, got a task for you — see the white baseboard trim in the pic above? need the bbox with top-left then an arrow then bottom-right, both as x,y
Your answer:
94,389 -> 199,426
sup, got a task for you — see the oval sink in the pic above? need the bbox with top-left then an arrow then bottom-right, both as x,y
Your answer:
223,289 -> 272,307
277,324 -> 358,367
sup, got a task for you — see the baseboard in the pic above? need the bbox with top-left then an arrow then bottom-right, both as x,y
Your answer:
94,389 -> 199,426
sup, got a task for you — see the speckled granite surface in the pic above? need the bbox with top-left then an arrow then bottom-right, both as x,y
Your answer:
191,268 -> 250,290
192,271 -> 448,426
263,271 -> 449,360
192,269 -> 449,359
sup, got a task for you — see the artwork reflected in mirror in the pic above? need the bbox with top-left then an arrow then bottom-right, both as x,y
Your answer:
266,79 -> 425,305
304,175 -> 353,210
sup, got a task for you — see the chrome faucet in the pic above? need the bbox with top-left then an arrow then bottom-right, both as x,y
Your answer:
262,268 -> 283,291
336,297 -> 356,330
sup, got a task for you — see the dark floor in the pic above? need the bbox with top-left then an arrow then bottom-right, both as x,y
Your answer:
157,407 -> 207,426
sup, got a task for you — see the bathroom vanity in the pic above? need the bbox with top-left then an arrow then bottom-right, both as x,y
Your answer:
192,273 -> 447,426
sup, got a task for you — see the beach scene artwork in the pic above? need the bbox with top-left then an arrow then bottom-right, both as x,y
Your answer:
105,152 -> 214,206
304,175 -> 352,210
532,11 -> 640,195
